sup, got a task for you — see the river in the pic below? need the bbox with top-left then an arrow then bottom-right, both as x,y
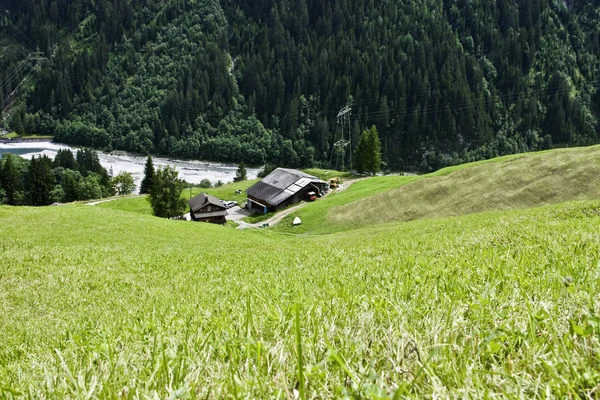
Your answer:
0,141 -> 260,187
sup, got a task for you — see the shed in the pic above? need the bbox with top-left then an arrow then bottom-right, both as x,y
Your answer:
246,168 -> 328,213
188,193 -> 227,224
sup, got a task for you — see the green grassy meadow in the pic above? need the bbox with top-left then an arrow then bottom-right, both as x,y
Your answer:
98,179 -> 259,215
275,145 -> 600,234
2,147 -> 600,397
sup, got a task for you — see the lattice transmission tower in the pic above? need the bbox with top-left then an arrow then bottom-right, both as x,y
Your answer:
330,105 -> 352,171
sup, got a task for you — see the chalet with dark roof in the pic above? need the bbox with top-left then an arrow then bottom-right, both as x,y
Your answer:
188,193 -> 227,224
246,168 -> 327,214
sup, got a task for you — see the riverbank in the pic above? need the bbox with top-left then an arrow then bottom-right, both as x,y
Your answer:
0,136 -> 55,143
0,140 -> 260,186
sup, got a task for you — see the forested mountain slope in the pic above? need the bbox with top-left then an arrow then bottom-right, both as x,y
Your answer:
1,0 -> 599,170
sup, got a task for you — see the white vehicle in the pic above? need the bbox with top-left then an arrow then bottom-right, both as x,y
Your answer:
223,200 -> 238,209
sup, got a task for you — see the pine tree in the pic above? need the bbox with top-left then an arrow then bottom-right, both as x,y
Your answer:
365,126 -> 382,175
53,149 -> 78,170
140,155 -> 155,194
354,125 -> 382,175
0,154 -> 24,205
353,130 -> 368,174
234,161 -> 247,182
62,169 -> 81,202
28,155 -> 56,206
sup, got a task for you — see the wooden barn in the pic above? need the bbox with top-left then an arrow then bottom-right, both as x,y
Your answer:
246,168 -> 328,214
188,193 -> 227,224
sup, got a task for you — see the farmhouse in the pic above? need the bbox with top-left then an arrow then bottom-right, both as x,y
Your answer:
246,168 -> 328,214
188,193 -> 227,224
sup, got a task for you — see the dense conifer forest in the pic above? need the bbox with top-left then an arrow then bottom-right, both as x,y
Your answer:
1,0 -> 598,170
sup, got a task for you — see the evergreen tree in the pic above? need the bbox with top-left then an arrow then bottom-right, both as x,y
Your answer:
1,0 -> 599,171
354,126 -> 382,175
234,161 -> 247,182
61,169 -> 81,202
353,131 -> 368,174
53,149 -> 78,170
365,126 -> 382,175
0,154 -> 25,205
140,155 -> 155,194
28,155 -> 56,206
148,165 -> 186,218
76,148 -> 104,176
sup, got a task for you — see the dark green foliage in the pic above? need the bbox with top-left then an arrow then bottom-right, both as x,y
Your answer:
78,175 -> 104,200
139,155 -> 155,195
0,149 -> 112,205
148,165 -> 186,218
0,154 -> 26,205
354,126 -> 382,175
9,110 -> 24,134
50,184 -> 65,203
1,0 -> 599,171
234,161 -> 247,182
53,149 -> 78,170
27,155 -> 56,206
76,148 -> 104,177
61,169 -> 81,202
198,179 -> 212,189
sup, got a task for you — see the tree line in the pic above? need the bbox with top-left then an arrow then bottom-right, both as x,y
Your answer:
0,148 -> 133,206
1,0 -> 598,171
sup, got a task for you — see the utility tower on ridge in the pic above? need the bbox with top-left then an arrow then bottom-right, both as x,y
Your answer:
331,105 -> 352,171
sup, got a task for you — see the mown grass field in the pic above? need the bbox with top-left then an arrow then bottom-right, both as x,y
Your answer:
1,147 -> 600,398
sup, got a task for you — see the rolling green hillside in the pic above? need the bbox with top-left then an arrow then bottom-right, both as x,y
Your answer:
2,147 -> 600,397
330,145 -> 600,228
272,145 -> 600,234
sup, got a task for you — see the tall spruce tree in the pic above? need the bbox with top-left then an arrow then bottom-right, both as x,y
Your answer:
365,126 -> 382,175
0,154 -> 25,205
28,155 -> 56,206
53,149 -> 78,170
234,161 -> 247,182
140,155 -> 155,194
354,126 -> 382,175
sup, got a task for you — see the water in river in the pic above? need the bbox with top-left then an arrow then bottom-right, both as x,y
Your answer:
0,141 -> 260,187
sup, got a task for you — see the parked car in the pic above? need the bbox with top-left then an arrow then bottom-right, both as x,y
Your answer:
305,191 -> 317,201
223,200 -> 238,209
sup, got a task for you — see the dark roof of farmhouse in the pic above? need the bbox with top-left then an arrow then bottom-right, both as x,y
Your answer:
246,168 -> 326,206
192,210 -> 227,219
188,193 -> 225,212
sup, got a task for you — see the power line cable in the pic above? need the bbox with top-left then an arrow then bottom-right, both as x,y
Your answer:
6,21 -> 36,51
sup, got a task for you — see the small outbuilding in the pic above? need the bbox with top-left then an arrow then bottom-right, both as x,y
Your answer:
246,168 -> 328,214
188,193 -> 227,224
